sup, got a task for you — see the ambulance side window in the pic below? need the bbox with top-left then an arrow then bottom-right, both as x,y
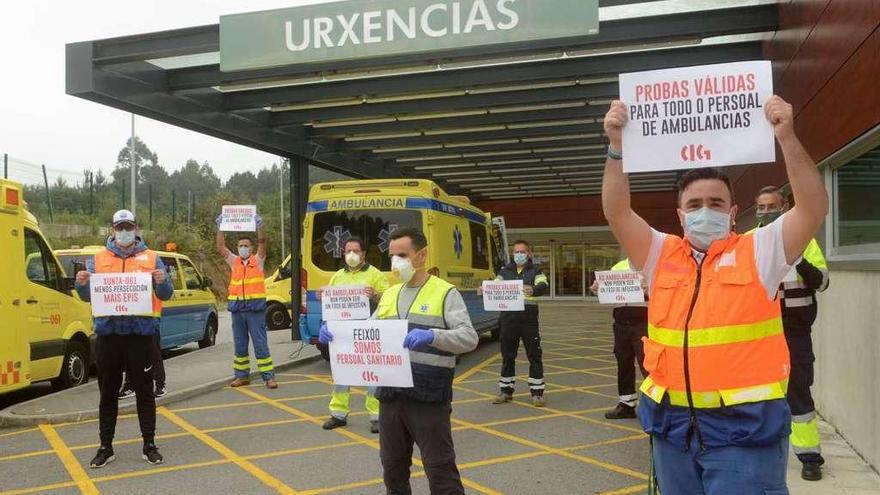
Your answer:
24,229 -> 62,292
160,256 -> 183,291
179,258 -> 203,290
469,222 -> 489,270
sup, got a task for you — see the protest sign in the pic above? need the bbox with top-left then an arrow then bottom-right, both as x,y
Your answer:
619,60 -> 775,173
482,280 -> 525,311
322,285 -> 371,321
595,270 -> 645,305
328,319 -> 413,387
90,272 -> 154,317
220,205 -> 257,232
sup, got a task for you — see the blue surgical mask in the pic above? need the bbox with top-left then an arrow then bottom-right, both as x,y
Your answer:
513,252 -> 529,266
115,230 -> 136,247
684,207 -> 731,251
238,246 -> 251,259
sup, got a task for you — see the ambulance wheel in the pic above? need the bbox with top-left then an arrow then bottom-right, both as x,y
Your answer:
52,341 -> 89,391
317,343 -> 330,361
199,316 -> 218,349
266,303 -> 292,330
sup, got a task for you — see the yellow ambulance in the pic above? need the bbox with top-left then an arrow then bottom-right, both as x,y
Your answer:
54,246 -> 220,351
264,179 -> 504,358
0,179 -> 94,394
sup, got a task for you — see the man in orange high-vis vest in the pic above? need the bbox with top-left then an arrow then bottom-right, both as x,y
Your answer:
216,213 -> 277,389
602,96 -> 828,493
75,209 -> 174,469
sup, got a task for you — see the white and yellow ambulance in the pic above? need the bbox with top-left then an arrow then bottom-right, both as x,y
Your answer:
0,179 -> 94,394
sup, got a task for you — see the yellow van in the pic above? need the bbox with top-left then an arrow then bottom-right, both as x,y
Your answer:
54,246 -> 220,351
265,179 -> 504,359
0,179 -> 94,394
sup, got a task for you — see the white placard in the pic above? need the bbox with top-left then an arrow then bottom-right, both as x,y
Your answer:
482,280 -> 525,311
619,61 -> 775,173
322,285 -> 371,321
328,319 -> 413,387
90,272 -> 154,317
220,205 -> 257,232
595,270 -> 645,305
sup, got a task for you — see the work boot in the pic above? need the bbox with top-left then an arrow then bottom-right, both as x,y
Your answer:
322,416 -> 347,430
492,393 -> 513,404
801,461 -> 822,481
229,378 -> 250,387
142,442 -> 164,465
604,403 -> 637,419
532,395 -> 546,407
265,379 -> 278,389
370,420 -> 380,434
89,446 -> 115,469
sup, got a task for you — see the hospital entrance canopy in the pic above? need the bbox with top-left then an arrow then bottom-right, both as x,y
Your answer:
66,0 -> 778,202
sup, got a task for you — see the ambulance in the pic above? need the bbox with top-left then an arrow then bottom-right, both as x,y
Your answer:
264,179 -> 506,359
0,179 -> 94,394
54,246 -> 220,351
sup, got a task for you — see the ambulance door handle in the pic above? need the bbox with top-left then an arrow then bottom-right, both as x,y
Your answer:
12,299 -> 21,306
26,298 -> 38,304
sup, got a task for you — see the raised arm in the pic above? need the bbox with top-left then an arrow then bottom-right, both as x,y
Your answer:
601,101 -> 655,269
255,215 -> 267,261
215,214 -> 233,259
766,96 -> 829,264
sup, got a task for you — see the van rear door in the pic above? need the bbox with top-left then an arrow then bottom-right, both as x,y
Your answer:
0,182 -> 31,393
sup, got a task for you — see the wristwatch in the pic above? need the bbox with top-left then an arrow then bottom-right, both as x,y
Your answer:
607,146 -> 623,160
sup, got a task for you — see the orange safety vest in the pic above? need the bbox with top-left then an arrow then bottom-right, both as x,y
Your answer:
93,248 -> 162,318
640,232 -> 790,409
227,256 -> 266,302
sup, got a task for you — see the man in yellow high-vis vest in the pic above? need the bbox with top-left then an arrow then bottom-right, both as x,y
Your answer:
319,237 -> 389,434
755,185 -> 830,481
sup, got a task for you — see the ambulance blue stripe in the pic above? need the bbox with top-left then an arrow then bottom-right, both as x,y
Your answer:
304,197 -> 485,224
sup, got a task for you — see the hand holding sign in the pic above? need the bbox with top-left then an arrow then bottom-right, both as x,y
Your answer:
764,95 -> 794,141
595,270 -> 645,305
322,286 -> 371,321
89,272 -> 154,317
482,280 -> 525,311
604,100 -> 628,150
328,319 -> 413,387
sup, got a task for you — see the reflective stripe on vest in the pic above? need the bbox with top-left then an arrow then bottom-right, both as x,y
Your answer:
376,276 -> 455,369
641,233 -> 789,408
228,256 -> 266,301
94,248 -> 162,318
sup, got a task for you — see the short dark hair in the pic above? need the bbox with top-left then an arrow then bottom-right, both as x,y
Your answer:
513,240 -> 531,250
677,168 -> 735,204
756,185 -> 786,203
344,236 -> 367,252
238,235 -> 254,245
390,227 -> 428,251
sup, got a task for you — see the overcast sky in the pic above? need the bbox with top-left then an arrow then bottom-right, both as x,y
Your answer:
0,0 -> 331,185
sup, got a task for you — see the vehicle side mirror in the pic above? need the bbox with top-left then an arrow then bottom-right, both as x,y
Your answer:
203,277 -> 213,289
279,265 -> 291,279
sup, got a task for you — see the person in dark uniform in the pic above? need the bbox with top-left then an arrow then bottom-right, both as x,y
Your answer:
484,240 -> 549,407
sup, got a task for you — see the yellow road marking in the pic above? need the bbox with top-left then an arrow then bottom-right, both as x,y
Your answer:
0,427 -> 38,438
0,448 -> 55,462
597,484 -> 649,495
38,424 -> 99,495
92,459 -> 230,483
236,386 -> 502,495
454,353 -> 499,384
158,407 -> 299,494
0,480 -> 78,495
458,450 -> 549,469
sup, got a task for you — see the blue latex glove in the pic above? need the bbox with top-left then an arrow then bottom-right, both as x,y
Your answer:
215,213 -> 224,227
255,214 -> 264,230
403,328 -> 434,350
318,323 -> 333,345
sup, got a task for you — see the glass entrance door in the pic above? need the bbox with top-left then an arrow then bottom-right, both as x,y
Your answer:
554,245 -> 584,298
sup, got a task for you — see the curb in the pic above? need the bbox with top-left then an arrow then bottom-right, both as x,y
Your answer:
0,351 -> 323,427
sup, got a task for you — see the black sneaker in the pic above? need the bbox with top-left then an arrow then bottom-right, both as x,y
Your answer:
89,446 -> 115,469
604,403 -> 637,419
370,420 -> 379,434
142,443 -> 164,465
154,386 -> 167,398
801,461 -> 822,481
118,387 -> 136,400
322,416 -> 347,430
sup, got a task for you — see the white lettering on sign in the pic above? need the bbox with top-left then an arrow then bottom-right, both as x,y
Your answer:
220,205 -> 257,232
90,272 -> 154,317
322,285 -> 371,321
619,61 -> 775,173
595,270 -> 645,305
482,279 -> 524,311
284,0 -> 520,51
328,319 -> 414,387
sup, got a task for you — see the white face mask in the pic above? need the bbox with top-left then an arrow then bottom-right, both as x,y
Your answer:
391,255 -> 415,283
345,252 -> 362,268
115,230 -> 136,247
684,207 -> 732,251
